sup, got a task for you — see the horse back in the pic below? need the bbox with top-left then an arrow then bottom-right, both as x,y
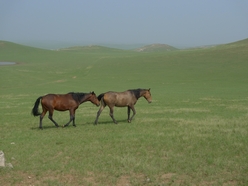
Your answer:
41,94 -> 77,111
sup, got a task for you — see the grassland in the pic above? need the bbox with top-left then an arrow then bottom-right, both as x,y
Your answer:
0,39 -> 248,185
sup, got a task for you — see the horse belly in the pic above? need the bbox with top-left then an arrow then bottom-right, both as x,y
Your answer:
115,102 -> 127,107
115,98 -> 131,107
54,100 -> 74,111
54,106 -> 68,111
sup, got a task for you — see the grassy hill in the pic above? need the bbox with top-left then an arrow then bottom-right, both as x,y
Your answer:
0,38 -> 248,185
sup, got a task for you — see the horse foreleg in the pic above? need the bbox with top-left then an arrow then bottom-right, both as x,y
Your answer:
71,109 -> 76,127
63,116 -> 74,127
63,111 -> 75,127
109,107 -> 117,124
127,106 -> 131,122
128,106 -> 136,123
94,105 -> 105,125
72,116 -> 76,127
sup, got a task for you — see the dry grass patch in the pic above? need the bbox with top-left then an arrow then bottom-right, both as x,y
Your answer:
226,104 -> 248,111
139,106 -> 210,114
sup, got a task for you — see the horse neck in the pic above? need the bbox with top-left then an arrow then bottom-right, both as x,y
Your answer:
139,89 -> 147,98
130,89 -> 144,100
79,93 -> 91,104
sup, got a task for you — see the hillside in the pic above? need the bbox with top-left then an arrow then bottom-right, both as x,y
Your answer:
205,38 -> 248,54
0,40 -> 49,52
227,38 -> 248,46
133,43 -> 178,52
224,38 -> 248,52
0,40 -> 54,63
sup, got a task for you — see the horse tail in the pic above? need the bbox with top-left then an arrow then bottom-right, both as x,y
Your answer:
31,96 -> 42,116
97,93 -> 107,107
97,93 -> 105,101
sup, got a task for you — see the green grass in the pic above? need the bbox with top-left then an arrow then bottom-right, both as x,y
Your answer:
0,39 -> 248,185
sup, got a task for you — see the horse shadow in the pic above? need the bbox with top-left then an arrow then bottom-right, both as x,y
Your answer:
30,119 -> 131,130
30,125 -> 61,130
88,119 -> 130,125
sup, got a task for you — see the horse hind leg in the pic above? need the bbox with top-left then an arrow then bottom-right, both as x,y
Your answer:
39,110 -> 46,129
128,106 -> 136,123
127,106 -> 131,123
48,110 -> 59,127
94,104 -> 105,125
109,106 -> 117,124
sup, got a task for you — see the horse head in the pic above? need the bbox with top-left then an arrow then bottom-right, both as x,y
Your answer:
90,91 -> 100,106
143,88 -> 152,103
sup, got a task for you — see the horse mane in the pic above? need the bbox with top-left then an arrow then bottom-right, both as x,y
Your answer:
68,92 -> 86,103
128,89 -> 144,99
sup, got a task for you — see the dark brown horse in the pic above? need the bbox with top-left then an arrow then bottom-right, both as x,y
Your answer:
94,88 -> 152,124
32,92 -> 100,129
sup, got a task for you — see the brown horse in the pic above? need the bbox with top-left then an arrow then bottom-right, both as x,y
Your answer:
32,92 -> 100,129
94,88 -> 152,124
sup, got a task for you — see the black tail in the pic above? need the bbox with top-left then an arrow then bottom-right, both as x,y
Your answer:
31,96 -> 42,116
97,93 -> 105,101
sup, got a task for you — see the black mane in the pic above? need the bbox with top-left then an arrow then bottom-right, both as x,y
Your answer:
128,89 -> 144,99
68,92 -> 86,103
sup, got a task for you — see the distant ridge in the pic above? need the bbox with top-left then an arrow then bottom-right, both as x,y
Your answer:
59,45 -> 125,52
1,38 -> 247,54
133,44 -> 178,52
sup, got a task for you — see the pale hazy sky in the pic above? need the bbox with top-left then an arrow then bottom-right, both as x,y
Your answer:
1,0 -> 248,48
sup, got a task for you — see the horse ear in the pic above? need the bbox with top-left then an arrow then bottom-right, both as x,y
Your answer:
148,88 -> 150,91
92,91 -> 95,94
